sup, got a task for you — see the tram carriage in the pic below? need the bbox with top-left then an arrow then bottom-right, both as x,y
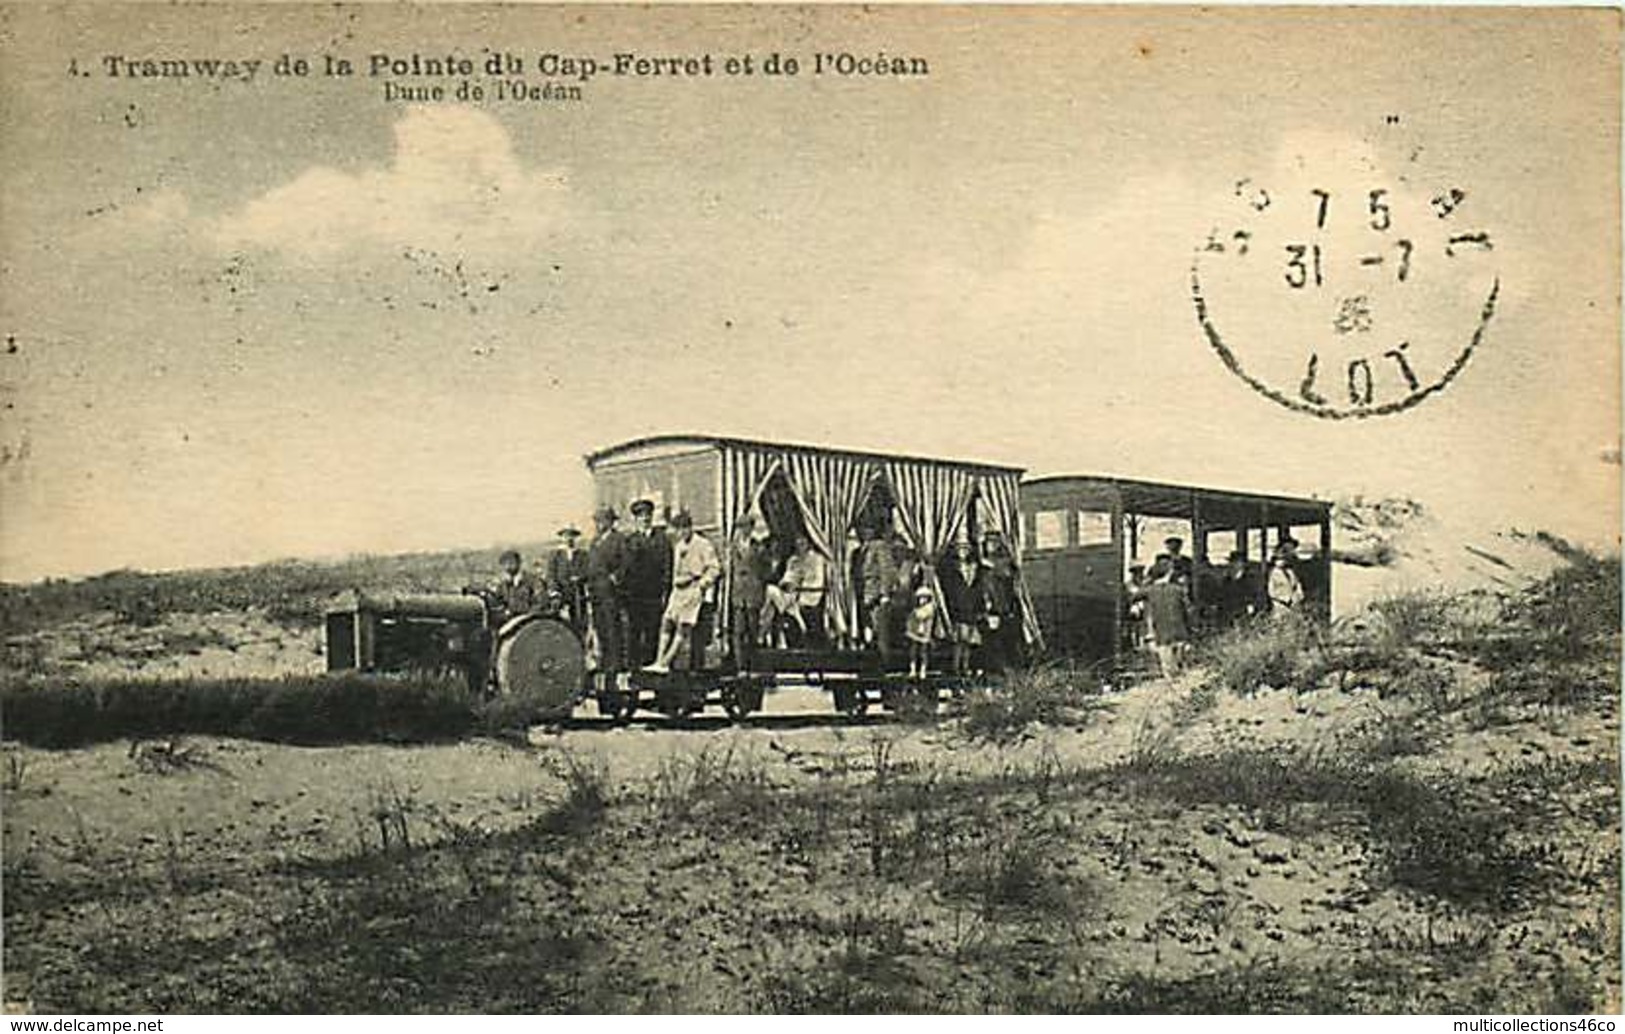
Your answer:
1020,475 -> 1332,667
588,434 -> 1046,719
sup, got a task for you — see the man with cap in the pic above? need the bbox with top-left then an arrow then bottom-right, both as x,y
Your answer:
546,525 -> 588,635
488,549 -> 541,622
1157,536 -> 1195,586
585,506 -> 630,689
623,498 -> 673,667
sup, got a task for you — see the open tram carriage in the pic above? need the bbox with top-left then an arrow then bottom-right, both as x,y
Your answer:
588,435 -> 1046,720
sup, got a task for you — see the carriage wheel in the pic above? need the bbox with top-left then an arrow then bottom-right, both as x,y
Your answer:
723,680 -> 763,722
834,685 -> 869,718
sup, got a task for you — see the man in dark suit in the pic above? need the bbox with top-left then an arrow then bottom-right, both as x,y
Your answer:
546,525 -> 588,635
623,498 -> 672,668
488,549 -> 541,623
585,507 -> 629,688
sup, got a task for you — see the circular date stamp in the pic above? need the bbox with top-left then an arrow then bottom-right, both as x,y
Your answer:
1192,171 -> 1500,419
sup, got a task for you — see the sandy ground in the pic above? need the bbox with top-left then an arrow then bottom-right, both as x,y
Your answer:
4,668 -> 1617,1012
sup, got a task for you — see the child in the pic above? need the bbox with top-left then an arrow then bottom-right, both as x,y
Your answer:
906,585 -> 936,679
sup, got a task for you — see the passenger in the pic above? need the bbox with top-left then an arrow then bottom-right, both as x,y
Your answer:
1156,536 -> 1195,587
858,526 -> 902,650
906,585 -> 936,679
488,549 -> 541,621
623,499 -> 672,668
647,512 -> 720,673
980,531 -> 1021,672
584,507 -> 630,694
1125,564 -> 1149,651
1143,564 -> 1192,679
545,526 -> 588,634
780,535 -> 829,649
1217,549 -> 1259,626
728,514 -> 774,673
937,540 -> 987,676
1267,539 -> 1306,617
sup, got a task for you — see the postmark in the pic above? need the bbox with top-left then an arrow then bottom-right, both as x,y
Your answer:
1191,163 -> 1501,420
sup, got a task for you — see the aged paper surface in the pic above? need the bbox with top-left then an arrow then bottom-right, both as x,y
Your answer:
0,3 -> 1619,1016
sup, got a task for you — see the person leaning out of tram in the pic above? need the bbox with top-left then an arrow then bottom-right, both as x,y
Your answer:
647,511 -> 720,674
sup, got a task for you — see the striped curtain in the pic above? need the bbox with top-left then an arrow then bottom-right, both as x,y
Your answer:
976,472 -> 1046,648
782,452 -> 879,644
885,462 -> 978,638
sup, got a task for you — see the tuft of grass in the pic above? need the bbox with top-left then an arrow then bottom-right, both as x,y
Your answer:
538,748 -> 611,835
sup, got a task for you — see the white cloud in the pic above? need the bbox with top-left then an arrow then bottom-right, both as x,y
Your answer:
213,106 -> 571,258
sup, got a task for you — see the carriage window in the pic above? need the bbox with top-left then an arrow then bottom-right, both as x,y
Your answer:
1033,510 -> 1070,550
1077,511 -> 1113,547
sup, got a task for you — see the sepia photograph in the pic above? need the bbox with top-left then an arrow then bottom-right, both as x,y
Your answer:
0,2 -> 1620,1016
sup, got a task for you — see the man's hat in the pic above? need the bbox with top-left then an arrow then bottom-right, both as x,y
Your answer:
1164,536 -> 1184,547
558,525 -> 581,539
670,511 -> 693,529
499,549 -> 521,565
594,505 -> 618,524
629,499 -> 655,517
915,585 -> 934,601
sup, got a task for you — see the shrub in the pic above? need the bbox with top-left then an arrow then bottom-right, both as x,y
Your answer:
954,663 -> 1105,744
1368,590 -> 1450,652
0,673 -> 474,748
1201,614 -> 1321,696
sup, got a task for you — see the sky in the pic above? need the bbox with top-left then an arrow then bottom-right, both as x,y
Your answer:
0,5 -> 1618,582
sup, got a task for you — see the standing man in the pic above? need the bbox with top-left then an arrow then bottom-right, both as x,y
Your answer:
1158,536 -> 1195,586
1143,566 -> 1192,679
1267,539 -> 1306,618
728,514 -> 774,673
1218,549 -> 1260,628
585,506 -> 629,695
546,525 -> 588,635
648,512 -> 721,673
858,526 -> 900,652
623,499 -> 673,668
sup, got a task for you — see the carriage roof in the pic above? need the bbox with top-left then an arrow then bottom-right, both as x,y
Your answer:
585,434 -> 1026,477
1021,473 -> 1330,530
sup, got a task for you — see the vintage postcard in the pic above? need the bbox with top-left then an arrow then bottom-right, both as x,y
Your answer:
1,3 -> 1619,1016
